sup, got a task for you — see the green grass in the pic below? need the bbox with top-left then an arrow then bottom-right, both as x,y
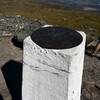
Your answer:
0,0 -> 100,42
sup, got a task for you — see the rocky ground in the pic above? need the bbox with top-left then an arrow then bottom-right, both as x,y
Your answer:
0,37 -> 22,100
82,55 -> 100,100
0,15 -> 31,36
0,15 -> 46,42
0,16 -> 100,100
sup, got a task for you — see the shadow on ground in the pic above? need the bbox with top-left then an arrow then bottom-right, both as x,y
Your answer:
1,60 -> 22,100
11,37 -> 23,49
0,94 -> 3,100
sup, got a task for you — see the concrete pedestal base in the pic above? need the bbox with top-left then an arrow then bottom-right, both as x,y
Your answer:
22,27 -> 86,100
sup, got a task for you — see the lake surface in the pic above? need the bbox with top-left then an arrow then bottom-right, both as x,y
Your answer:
0,0 -> 100,14
0,0 -> 100,38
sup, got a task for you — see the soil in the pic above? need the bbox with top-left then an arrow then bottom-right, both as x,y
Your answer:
0,37 -> 22,100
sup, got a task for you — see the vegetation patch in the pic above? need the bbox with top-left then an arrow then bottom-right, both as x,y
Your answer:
0,1 -> 100,43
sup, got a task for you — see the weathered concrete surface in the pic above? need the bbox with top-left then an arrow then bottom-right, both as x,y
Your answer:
22,30 -> 86,100
0,37 -> 100,100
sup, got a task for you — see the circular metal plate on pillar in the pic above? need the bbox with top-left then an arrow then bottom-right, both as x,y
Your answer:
31,26 -> 83,49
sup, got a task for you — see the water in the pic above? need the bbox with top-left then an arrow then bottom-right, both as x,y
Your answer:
35,0 -> 100,5
35,0 -> 100,10
0,0 -> 99,36
0,0 -> 100,14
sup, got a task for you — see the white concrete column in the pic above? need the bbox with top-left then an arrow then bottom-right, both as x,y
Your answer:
22,26 -> 86,100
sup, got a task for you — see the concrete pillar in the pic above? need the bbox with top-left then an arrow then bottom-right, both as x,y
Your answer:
22,26 -> 86,100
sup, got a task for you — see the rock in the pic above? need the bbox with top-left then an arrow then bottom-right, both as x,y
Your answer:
0,16 -> 47,43
81,81 -> 100,100
14,19 -> 47,43
86,37 -> 100,57
81,55 -> 100,100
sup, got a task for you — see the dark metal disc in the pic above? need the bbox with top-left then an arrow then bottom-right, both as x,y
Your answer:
31,26 -> 83,49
